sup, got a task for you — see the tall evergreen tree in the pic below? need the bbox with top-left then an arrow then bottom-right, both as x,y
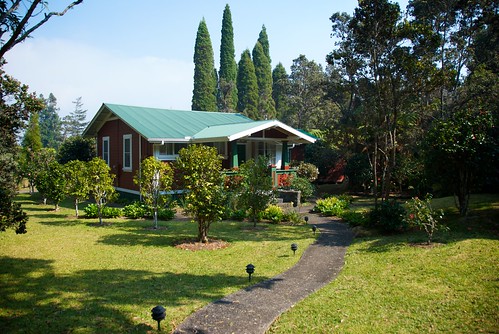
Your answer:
257,25 -> 271,63
39,93 -> 63,149
272,63 -> 290,120
22,111 -> 42,153
237,49 -> 259,120
218,4 -> 238,112
192,18 -> 217,111
252,41 -> 276,119
62,97 -> 88,138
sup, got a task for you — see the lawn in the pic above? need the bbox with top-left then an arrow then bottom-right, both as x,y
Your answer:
268,194 -> 499,333
0,193 -> 316,333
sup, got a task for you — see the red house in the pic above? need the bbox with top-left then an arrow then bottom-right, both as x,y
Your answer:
83,103 -> 316,195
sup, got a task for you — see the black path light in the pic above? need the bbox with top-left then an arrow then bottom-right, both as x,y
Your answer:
291,243 -> 298,255
151,305 -> 166,331
304,216 -> 309,223
246,263 -> 255,282
312,225 -> 317,234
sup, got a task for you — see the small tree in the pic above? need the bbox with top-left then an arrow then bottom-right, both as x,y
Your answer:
238,156 -> 275,226
86,157 -> 116,225
134,156 -> 174,229
35,161 -> 66,210
20,147 -> 56,195
64,160 -> 90,217
405,195 -> 446,245
174,145 -> 225,243
57,136 -> 96,164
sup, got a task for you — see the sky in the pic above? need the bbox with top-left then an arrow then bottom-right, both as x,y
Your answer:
4,0 -> 408,120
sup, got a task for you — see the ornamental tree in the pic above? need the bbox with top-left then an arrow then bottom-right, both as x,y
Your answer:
134,156 -> 174,229
35,161 -> 67,211
174,145 -> 225,243
64,160 -> 90,217
86,157 -> 116,225
238,156 -> 275,226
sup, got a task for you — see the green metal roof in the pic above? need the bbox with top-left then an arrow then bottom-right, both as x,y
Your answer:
83,103 -> 253,140
83,103 -> 316,144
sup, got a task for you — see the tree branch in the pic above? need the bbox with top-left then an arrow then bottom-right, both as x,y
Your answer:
0,0 -> 83,59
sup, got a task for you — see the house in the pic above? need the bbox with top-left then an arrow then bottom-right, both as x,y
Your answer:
82,103 -> 316,195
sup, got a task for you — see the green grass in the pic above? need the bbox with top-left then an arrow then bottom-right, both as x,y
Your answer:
0,193 -> 316,333
268,194 -> 499,333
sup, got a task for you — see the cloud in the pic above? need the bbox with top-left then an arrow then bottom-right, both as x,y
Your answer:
4,38 -> 194,118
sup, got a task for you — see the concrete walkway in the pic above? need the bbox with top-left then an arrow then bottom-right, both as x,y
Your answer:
174,213 -> 353,334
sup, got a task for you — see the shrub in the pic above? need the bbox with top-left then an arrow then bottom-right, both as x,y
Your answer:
339,210 -> 368,227
231,209 -> 247,221
84,204 -> 122,218
293,161 -> 319,182
282,211 -> 304,225
290,177 -> 314,202
262,204 -> 284,224
314,196 -> 350,216
404,195 -> 446,244
369,200 -> 407,232
123,202 -> 148,219
157,207 -> 175,221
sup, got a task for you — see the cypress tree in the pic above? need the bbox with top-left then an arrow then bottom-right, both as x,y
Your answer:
237,49 -> 259,120
192,18 -> 217,111
218,4 -> 238,112
252,41 -> 276,120
258,25 -> 271,63
272,63 -> 290,120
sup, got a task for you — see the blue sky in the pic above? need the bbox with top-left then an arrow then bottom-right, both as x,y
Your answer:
4,0 -> 408,119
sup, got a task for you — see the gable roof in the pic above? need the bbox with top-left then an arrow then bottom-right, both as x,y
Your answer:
83,103 -> 316,144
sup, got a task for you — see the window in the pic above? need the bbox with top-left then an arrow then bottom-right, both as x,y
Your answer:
154,143 -> 188,160
207,142 -> 227,157
102,136 -> 110,166
123,134 -> 132,171
257,142 -> 277,166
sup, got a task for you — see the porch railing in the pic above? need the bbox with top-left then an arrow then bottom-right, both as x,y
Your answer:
223,167 -> 298,188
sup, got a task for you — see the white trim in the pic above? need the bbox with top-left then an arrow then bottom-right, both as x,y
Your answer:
227,120 -> 316,143
102,136 -> 110,166
123,134 -> 132,171
115,187 -> 140,195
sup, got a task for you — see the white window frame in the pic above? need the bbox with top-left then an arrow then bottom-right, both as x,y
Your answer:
123,134 -> 132,171
154,143 -> 187,161
207,142 -> 227,158
102,136 -> 110,166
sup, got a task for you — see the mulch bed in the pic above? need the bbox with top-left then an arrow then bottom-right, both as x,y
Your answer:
174,238 -> 230,251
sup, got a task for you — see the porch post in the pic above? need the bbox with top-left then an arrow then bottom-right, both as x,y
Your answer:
230,141 -> 238,168
282,141 -> 289,169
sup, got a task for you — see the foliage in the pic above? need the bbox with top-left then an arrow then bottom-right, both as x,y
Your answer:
218,4 -> 238,112
291,161 -> 319,182
339,210 -> 369,227
368,200 -> 407,233
237,49 -> 259,119
282,211 -> 304,225
261,204 -> 284,224
86,157 -> 116,225
345,153 -> 373,192
34,161 -> 66,210
57,136 -> 96,164
252,41 -> 276,120
20,147 -> 56,195
64,160 -> 90,217
134,156 -> 174,228
192,19 -> 217,111
290,177 -> 314,202
237,156 -> 275,226
314,196 -> 350,217
61,97 -> 88,139
404,195 -> 446,244
122,202 -> 149,219
84,204 -> 121,219
174,144 -> 225,243
0,189 -> 27,234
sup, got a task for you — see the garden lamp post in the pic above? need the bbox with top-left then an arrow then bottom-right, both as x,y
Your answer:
246,264 -> 255,282
304,216 -> 309,223
312,225 -> 317,234
151,305 -> 166,331
291,243 -> 298,255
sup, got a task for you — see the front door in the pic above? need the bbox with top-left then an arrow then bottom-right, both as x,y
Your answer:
237,143 -> 246,166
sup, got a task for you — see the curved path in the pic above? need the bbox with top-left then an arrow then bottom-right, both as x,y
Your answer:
174,214 -> 353,334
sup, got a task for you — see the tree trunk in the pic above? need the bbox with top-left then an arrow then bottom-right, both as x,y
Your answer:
198,220 -> 209,243
75,198 -> 79,218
